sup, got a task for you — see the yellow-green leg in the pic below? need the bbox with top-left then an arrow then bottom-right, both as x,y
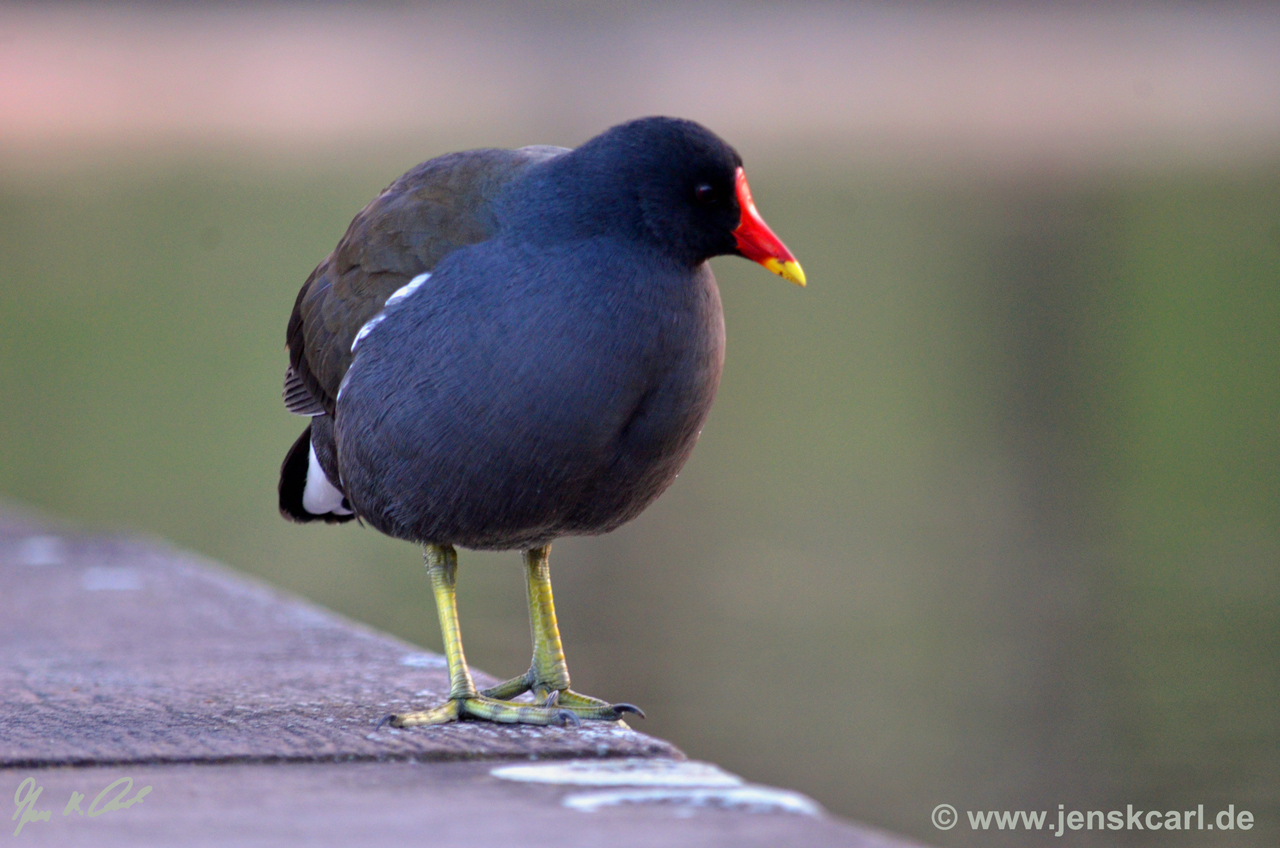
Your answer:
389,544 -> 639,728
480,545 -> 642,721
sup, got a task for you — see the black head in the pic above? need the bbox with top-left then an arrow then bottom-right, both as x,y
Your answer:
583,117 -> 746,264
512,116 -> 804,283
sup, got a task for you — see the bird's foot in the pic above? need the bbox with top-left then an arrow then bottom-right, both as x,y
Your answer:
481,671 -> 644,722
388,689 -> 641,728
389,545 -> 644,729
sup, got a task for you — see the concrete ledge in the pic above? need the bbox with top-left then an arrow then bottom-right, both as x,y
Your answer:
0,509 -> 675,766
0,506 -> 927,847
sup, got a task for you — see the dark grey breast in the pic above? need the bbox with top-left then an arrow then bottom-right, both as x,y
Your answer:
336,233 -> 725,549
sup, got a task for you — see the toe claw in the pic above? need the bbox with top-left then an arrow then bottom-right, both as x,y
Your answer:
613,703 -> 645,719
544,690 -> 561,708
376,714 -> 397,730
557,709 -> 581,728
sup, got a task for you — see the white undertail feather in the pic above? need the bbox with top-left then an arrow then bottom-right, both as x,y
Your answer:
301,443 -> 353,516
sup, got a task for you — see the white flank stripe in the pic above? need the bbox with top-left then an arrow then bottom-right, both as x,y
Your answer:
350,272 -> 431,353
350,313 -> 385,352
301,444 -> 353,515
384,272 -> 431,306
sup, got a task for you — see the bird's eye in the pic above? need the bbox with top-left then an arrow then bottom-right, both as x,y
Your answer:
694,183 -> 717,205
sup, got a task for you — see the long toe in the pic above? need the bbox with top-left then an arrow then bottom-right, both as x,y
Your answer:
388,700 -> 461,727
390,690 -> 642,727
459,695 -> 591,726
390,695 -> 597,727
480,672 -> 534,701
553,689 -> 645,722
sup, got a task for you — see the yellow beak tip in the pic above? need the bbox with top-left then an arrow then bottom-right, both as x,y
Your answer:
763,258 -> 807,287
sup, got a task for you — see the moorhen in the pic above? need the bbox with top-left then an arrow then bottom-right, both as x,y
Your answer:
279,116 -> 803,727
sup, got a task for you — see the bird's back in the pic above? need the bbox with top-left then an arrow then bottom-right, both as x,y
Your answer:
285,145 -> 568,417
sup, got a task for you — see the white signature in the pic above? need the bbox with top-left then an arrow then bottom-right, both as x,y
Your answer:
12,776 -> 152,836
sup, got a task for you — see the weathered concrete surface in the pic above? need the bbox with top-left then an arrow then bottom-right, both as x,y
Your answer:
0,508 -> 675,766
0,505 -> 928,846
4,761 -> 925,848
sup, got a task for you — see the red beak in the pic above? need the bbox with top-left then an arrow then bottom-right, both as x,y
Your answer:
730,168 -> 805,286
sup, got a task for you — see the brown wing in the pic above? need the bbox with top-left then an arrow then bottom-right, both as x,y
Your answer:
284,145 -> 567,416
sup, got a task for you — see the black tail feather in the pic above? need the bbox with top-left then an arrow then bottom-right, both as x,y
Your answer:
279,425 -> 355,524
279,426 -> 315,522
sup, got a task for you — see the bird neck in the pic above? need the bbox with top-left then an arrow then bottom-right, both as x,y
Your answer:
496,148 -> 652,249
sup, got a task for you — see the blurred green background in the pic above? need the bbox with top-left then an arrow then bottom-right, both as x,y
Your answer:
1,3 -> 1277,845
